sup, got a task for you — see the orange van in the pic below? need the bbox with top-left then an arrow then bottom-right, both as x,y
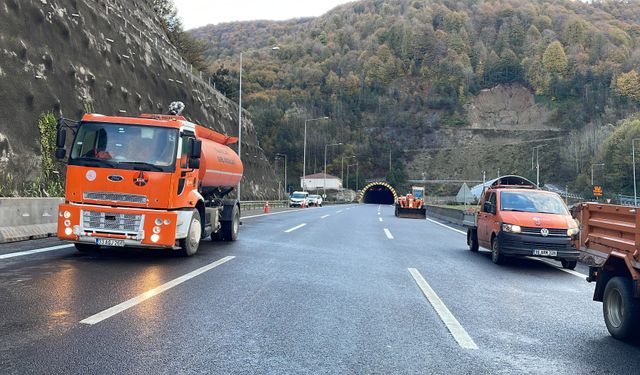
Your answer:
465,176 -> 580,269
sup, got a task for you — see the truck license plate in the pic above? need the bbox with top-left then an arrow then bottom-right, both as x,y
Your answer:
96,238 -> 125,247
533,249 -> 557,257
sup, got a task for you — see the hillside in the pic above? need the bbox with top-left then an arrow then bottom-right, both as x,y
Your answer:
0,0 -> 278,199
191,0 -> 640,195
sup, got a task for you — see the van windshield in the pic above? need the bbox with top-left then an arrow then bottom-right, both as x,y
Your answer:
500,191 -> 569,215
69,122 -> 179,172
292,193 -> 306,198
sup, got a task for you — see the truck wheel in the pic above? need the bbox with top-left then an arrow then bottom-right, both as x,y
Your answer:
467,229 -> 479,252
561,260 -> 577,270
603,277 -> 640,340
491,238 -> 505,265
75,243 -> 99,253
178,209 -> 201,256
220,204 -> 239,241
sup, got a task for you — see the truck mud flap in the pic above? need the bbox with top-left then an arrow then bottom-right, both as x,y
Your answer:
396,207 -> 427,219
220,199 -> 239,222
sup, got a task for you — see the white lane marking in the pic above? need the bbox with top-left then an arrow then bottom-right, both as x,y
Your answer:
80,256 -> 235,325
284,223 -> 307,233
242,207 -> 321,220
379,217 -> 383,222
384,228 -> 394,239
336,210 -> 343,213
0,244 -> 74,260
408,268 -> 479,350
378,212 -> 380,216
426,218 -> 466,235
378,204 -> 381,211
530,257 -> 587,278
321,214 -> 330,219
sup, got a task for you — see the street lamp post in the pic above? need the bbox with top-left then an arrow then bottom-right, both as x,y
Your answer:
324,143 -> 342,198
591,163 -> 605,186
237,52 -> 243,201
276,153 -> 287,197
532,145 -> 546,187
342,155 -> 355,190
302,117 -> 329,191
634,139 -> 640,206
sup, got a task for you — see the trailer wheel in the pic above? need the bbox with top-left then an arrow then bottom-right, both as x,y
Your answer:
178,209 -> 201,256
467,229 -> 479,252
75,243 -> 99,253
603,277 -> 640,340
220,204 -> 239,241
561,260 -> 577,270
491,237 -> 505,265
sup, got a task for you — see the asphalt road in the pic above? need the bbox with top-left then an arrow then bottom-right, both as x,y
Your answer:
1,204 -> 639,374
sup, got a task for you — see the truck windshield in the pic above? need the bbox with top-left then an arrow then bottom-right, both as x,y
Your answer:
69,122 -> 178,172
500,191 -> 569,215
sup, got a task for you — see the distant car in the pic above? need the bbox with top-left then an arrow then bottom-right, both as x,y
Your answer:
307,194 -> 323,207
289,191 -> 309,207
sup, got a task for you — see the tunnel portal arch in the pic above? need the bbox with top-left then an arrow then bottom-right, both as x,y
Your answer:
359,182 -> 398,205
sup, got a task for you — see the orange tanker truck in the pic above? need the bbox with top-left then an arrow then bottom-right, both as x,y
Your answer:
54,102 -> 242,256
574,203 -> 640,340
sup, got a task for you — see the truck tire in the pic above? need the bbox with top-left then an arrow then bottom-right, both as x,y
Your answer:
467,229 -> 479,252
491,237 -> 506,265
220,204 -> 239,241
75,243 -> 99,253
178,209 -> 201,256
603,277 -> 640,340
561,260 -> 577,270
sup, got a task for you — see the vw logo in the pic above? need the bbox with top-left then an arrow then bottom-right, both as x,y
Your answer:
540,228 -> 549,237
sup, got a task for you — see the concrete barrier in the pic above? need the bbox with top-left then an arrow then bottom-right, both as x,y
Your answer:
0,198 -> 62,243
425,205 -> 465,225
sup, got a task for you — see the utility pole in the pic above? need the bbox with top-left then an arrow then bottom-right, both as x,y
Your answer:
276,153 -> 287,197
237,52 -> 243,201
324,143 -> 342,198
634,139 -> 640,206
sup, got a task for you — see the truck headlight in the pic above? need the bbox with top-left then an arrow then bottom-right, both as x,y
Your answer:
502,224 -> 522,233
567,227 -> 580,236
155,218 -> 163,226
63,211 -> 71,219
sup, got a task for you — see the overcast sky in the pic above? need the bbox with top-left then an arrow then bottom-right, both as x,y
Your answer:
173,0 -> 356,29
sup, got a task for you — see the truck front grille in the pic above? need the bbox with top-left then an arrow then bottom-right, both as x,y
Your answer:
520,227 -> 567,237
84,191 -> 147,204
81,210 -> 143,233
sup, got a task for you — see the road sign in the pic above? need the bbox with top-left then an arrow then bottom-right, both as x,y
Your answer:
593,185 -> 603,197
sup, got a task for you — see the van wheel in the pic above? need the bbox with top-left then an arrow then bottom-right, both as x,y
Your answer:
603,277 -> 640,340
491,238 -> 505,265
178,209 -> 201,256
561,260 -> 577,270
220,204 -> 239,241
467,229 -> 479,252
75,243 -> 100,253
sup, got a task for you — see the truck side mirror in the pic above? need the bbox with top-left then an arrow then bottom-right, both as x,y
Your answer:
56,127 -> 66,148
188,158 -> 200,169
190,139 -> 202,159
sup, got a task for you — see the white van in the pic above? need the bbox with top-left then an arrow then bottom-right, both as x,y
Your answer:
289,191 -> 309,207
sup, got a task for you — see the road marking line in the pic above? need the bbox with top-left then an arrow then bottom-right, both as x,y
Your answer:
0,244 -> 74,260
379,217 -> 383,222
80,256 -> 235,325
321,214 -> 330,219
336,210 -> 343,213
384,228 -> 394,239
408,268 -> 479,350
284,223 -> 307,233
529,257 -> 587,278
378,212 -> 380,216
242,208 -> 319,220
426,218 -> 466,235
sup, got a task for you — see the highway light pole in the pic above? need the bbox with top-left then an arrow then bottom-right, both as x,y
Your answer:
342,155 -> 355,189
532,145 -> 546,187
591,163 -> 605,186
303,117 -> 329,191
237,52 -> 243,201
324,143 -> 342,198
276,153 -> 287,197
634,139 -> 640,206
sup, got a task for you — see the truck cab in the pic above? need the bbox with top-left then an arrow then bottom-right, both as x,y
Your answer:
466,176 -> 579,268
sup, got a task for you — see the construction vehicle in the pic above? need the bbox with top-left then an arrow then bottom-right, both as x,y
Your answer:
573,203 -> 640,340
394,186 -> 427,219
54,102 -> 243,256
464,175 -> 579,267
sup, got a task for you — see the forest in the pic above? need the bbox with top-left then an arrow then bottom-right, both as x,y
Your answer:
185,0 -> 640,198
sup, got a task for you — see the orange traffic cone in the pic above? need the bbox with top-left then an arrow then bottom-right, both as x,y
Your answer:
264,201 -> 270,213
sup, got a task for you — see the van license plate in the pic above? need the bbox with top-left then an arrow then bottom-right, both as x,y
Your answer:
533,249 -> 557,257
96,238 -> 125,247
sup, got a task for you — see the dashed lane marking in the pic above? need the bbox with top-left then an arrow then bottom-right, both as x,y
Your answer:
321,215 -> 330,219
0,244 -> 74,260
80,256 -> 235,325
379,217 -> 383,222
284,223 -> 307,233
408,268 -> 479,350
336,210 -> 343,213
384,228 -> 394,239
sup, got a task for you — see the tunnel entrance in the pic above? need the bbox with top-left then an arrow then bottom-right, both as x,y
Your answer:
360,182 -> 397,204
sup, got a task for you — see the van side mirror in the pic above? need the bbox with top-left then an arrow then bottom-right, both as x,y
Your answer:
190,139 -> 202,159
56,127 -> 66,148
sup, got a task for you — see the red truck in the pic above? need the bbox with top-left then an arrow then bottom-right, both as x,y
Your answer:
464,176 -> 580,268
574,203 -> 640,340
